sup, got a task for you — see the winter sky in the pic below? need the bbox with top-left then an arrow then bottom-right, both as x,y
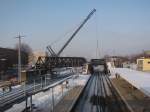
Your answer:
0,0 -> 150,59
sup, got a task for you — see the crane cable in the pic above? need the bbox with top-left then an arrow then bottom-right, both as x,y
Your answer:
48,21 -> 84,56
50,22 -> 84,46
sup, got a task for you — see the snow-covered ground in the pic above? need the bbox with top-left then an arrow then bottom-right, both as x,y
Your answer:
5,74 -> 90,112
110,68 -> 150,97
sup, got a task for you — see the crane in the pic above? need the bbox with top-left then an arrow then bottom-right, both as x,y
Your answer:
46,46 -> 57,57
35,9 -> 96,72
56,8 -> 96,56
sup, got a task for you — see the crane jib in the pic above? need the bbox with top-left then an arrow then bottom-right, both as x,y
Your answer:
57,8 -> 96,56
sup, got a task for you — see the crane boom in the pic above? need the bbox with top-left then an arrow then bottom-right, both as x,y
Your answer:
57,8 -> 96,56
47,46 -> 57,56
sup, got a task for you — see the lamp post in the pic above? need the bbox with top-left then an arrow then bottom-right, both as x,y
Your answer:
15,35 -> 25,83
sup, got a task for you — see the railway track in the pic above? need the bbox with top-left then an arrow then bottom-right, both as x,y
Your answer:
0,73 -> 73,111
71,72 -> 131,112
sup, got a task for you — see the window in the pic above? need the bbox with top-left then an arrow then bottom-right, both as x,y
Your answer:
138,60 -> 143,65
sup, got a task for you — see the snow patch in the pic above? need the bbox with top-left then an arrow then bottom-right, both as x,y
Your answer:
5,74 -> 90,112
111,68 -> 150,97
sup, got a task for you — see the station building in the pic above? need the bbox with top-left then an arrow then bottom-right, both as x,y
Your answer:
137,58 -> 150,71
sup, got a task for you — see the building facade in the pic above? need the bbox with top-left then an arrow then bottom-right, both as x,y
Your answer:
0,47 -> 28,80
137,58 -> 150,71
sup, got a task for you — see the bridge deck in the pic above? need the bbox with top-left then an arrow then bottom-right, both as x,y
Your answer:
0,75 -> 73,111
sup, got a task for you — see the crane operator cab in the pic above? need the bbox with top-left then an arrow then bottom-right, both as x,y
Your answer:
90,59 -> 108,74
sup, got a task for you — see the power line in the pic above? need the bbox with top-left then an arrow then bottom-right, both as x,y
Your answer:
50,22 -> 84,46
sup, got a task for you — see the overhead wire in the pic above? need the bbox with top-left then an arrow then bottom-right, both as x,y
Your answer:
48,9 -> 97,57
48,21 -> 85,55
50,27 -> 74,46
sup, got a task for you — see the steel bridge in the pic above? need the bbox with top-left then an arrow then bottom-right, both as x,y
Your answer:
35,56 -> 86,71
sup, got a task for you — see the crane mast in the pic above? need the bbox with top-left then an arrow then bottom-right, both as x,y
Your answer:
57,8 -> 96,56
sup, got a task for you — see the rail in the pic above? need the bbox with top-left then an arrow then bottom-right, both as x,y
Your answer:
0,73 -> 74,111
71,72 -> 132,112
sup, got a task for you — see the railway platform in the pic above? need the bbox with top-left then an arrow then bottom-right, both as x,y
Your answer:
53,86 -> 84,112
53,72 -> 132,112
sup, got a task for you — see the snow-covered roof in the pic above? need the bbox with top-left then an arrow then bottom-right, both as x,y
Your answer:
111,68 -> 150,97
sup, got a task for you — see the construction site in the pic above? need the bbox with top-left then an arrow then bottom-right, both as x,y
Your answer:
1,1 -> 150,112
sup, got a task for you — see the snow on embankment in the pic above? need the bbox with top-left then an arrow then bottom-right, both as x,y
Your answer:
5,74 -> 90,112
110,68 -> 150,97
73,74 -> 90,86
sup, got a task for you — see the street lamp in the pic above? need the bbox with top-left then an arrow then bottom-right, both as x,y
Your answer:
15,34 -> 25,83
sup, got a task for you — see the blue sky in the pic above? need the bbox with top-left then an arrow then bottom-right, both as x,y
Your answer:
0,0 -> 150,58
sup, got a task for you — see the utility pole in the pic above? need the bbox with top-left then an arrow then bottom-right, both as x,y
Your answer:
16,35 -> 25,83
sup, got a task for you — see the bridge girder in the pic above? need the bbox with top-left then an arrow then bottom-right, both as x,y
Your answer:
35,56 -> 86,71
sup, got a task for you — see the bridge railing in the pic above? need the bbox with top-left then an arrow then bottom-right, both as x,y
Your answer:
0,67 -> 81,112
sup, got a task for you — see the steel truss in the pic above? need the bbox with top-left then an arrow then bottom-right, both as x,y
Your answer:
35,56 -> 86,70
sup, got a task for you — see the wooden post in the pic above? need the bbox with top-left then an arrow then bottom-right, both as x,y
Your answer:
51,88 -> 55,112
30,96 -> 32,112
41,77 -> 43,88
25,96 -> 28,112
61,83 -> 63,97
